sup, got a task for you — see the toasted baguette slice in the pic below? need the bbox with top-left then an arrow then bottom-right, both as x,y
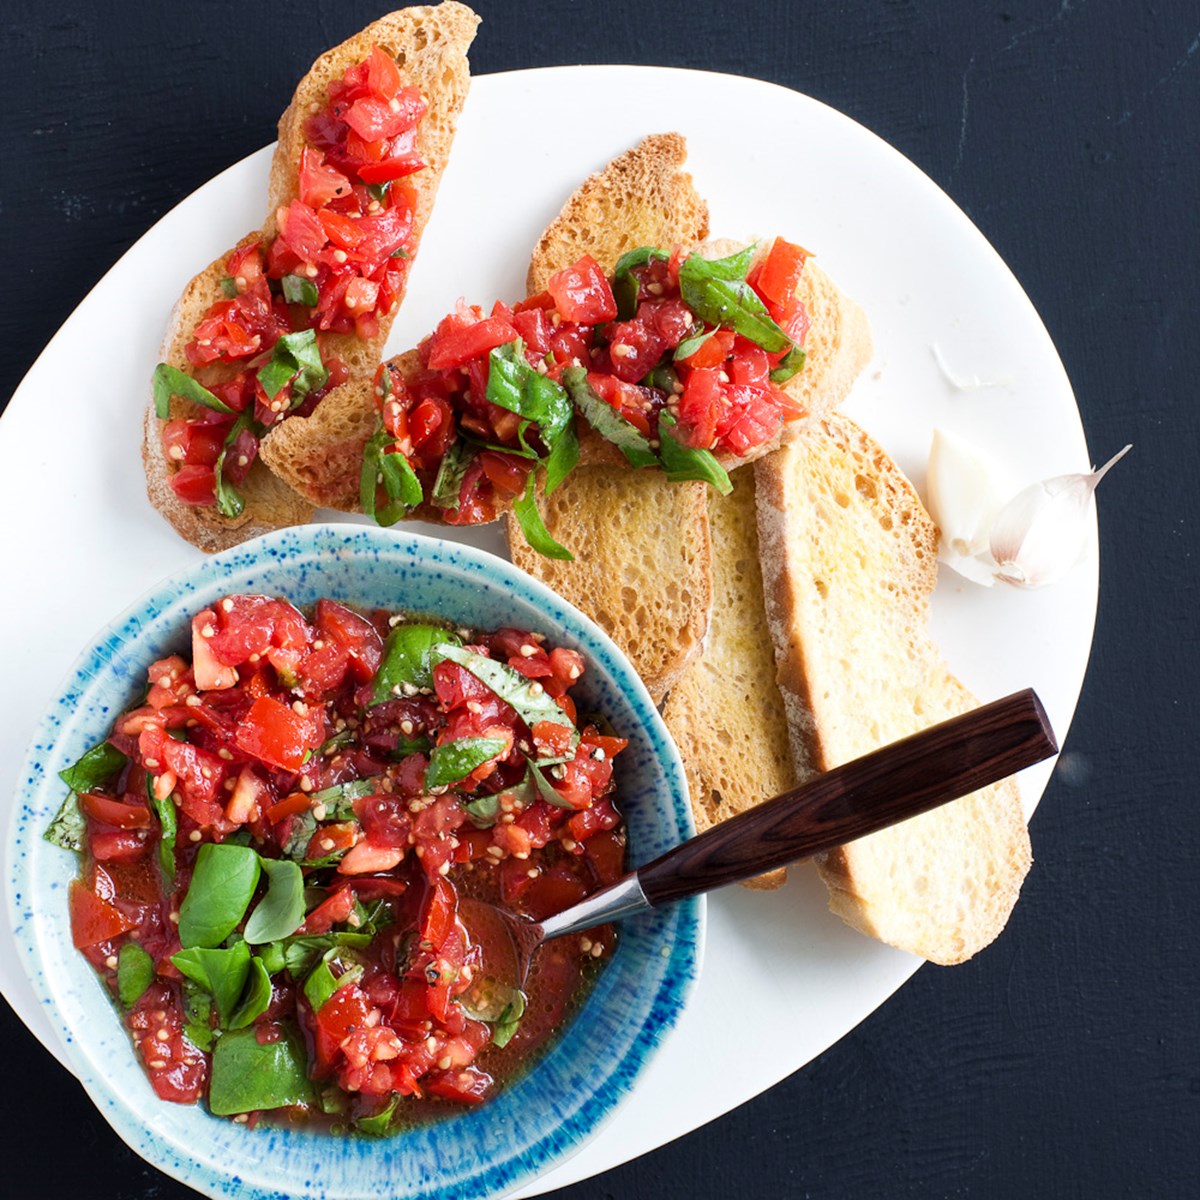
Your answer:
754,415 -> 1032,963
661,467 -> 795,887
505,135 -> 713,700
147,4 -> 479,551
509,468 -> 712,703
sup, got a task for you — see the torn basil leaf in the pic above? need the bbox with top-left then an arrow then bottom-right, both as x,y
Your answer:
356,1095 -> 399,1136
256,328 -> 328,404
182,982 -> 214,1051
657,412 -> 733,494
281,274 -> 320,307
208,1024 -> 313,1116
492,988 -> 526,1048
562,366 -> 658,468
213,410 -> 256,521
543,417 -> 579,496
486,340 -> 573,450
171,941 -> 252,1026
227,957 -> 273,1030
678,248 -> 792,353
431,438 -> 475,510
219,276 -> 239,299
117,943 -> 156,1007
425,736 -> 509,789
769,344 -> 807,384
244,857 -> 305,945
527,760 -> 575,810
361,422 -> 423,526
178,843 -> 261,949
433,643 -> 579,748
513,470 -> 574,560
153,363 -> 236,420
611,246 -> 669,320
59,741 -> 127,793
310,778 -> 376,817
43,793 -> 86,852
373,623 -> 461,702
149,775 -> 177,891
673,327 -> 717,363
464,773 -> 538,829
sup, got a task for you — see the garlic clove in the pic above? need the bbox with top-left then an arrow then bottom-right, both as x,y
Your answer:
926,428 -> 1018,584
988,444 -> 1131,589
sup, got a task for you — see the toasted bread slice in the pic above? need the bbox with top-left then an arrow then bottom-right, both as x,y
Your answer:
509,468 -> 712,703
661,467 -> 795,887
754,415 -> 1032,963
504,136 -> 713,700
146,4 -> 479,551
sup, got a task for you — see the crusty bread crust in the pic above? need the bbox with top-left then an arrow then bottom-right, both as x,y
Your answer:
754,415 -> 1032,963
144,5 -> 479,550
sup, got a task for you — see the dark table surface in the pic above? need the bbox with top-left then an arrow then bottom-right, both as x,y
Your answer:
2,2 -> 1195,1197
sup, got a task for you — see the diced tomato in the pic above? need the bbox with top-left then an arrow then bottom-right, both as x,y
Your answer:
424,1066 -> 493,1104
426,313 -> 518,371
679,327 -> 735,370
78,793 -> 152,829
676,367 -> 723,449
755,237 -> 808,308
129,984 -> 207,1104
70,879 -> 135,948
235,695 -> 324,772
90,828 -> 151,863
314,600 -> 383,683
433,660 -> 494,710
420,877 -> 457,948
477,451 -> 530,498
301,885 -> 356,934
365,45 -> 402,99
277,199 -> 328,262
297,146 -> 354,209
168,464 -> 216,507
312,983 -> 374,1068
546,255 -> 618,324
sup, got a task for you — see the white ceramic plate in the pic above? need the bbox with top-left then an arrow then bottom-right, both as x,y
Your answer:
0,66 -> 1093,1196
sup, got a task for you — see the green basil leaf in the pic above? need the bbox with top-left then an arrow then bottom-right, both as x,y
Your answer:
309,778 -> 376,817
213,410 -> 256,521
153,363 -> 235,420
117,943 -> 156,1007
257,328 -> 328,403
611,246 -> 669,320
769,344 -> 807,384
208,1024 -> 313,1116
244,858 -> 305,945
390,735 -> 432,762
492,988 -> 526,1048
434,643 -> 580,749
219,276 -> 239,299
178,843 -> 261,949
460,433 -> 539,461
513,470 -> 574,560
562,366 -> 658,469
543,417 -> 579,496
182,982 -> 214,1051
361,422 -> 423,525
172,941 -> 252,1025
281,274 -> 320,307
149,777 -> 177,891
257,942 -> 286,976
425,737 -> 509,790
390,247 -> 410,259
431,439 -> 475,510
59,741 -> 128,793
373,624 -> 461,702
486,341 -> 573,449
526,760 -> 576,810
281,809 -> 318,862
356,1095 -> 399,1136
657,412 -> 733,494
227,957 -> 273,1029
464,773 -> 538,829
303,949 -> 363,1014
673,327 -> 717,362
43,793 -> 86,852
318,730 -> 356,756
367,181 -> 391,203
678,249 -> 792,353
644,362 -> 681,393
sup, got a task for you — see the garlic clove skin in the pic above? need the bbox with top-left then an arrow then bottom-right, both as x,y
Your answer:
988,444 -> 1131,589
926,428 -> 1018,584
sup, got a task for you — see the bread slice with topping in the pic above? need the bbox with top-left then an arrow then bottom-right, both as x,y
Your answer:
147,4 -> 479,551
754,414 -> 1032,962
505,135 -> 713,701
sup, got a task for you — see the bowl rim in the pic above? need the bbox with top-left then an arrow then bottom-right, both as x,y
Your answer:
5,523 -> 704,1200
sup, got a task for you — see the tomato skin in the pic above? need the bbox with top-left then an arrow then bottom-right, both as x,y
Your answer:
755,237 -> 808,308
424,1066 -> 493,1104
426,314 -> 518,371
79,793 -> 152,829
168,464 -> 217,507
70,879 -> 135,948
235,695 -> 324,772
676,367 -> 722,449
546,255 -> 618,324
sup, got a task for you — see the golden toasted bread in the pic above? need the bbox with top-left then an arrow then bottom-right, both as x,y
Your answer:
754,415 -> 1032,963
146,4 -> 479,551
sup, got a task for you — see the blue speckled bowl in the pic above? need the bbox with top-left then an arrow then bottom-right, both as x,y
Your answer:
6,525 -> 702,1200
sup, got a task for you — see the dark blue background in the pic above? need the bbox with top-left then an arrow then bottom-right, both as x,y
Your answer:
2,2 -> 1195,1197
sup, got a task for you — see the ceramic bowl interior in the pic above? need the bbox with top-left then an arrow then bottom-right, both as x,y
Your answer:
6,525 -> 702,1200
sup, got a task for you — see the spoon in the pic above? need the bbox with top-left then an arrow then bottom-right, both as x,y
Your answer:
462,688 -> 1057,988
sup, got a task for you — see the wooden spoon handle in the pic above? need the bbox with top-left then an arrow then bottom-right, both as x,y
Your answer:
636,688 -> 1057,908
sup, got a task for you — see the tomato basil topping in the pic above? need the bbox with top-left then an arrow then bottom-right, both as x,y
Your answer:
155,45 -> 426,519
362,237 -> 811,555
46,596 -> 627,1130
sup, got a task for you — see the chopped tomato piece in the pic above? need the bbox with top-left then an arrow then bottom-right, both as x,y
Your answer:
70,880 -> 135,948
546,255 -> 618,324
235,695 -> 324,772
